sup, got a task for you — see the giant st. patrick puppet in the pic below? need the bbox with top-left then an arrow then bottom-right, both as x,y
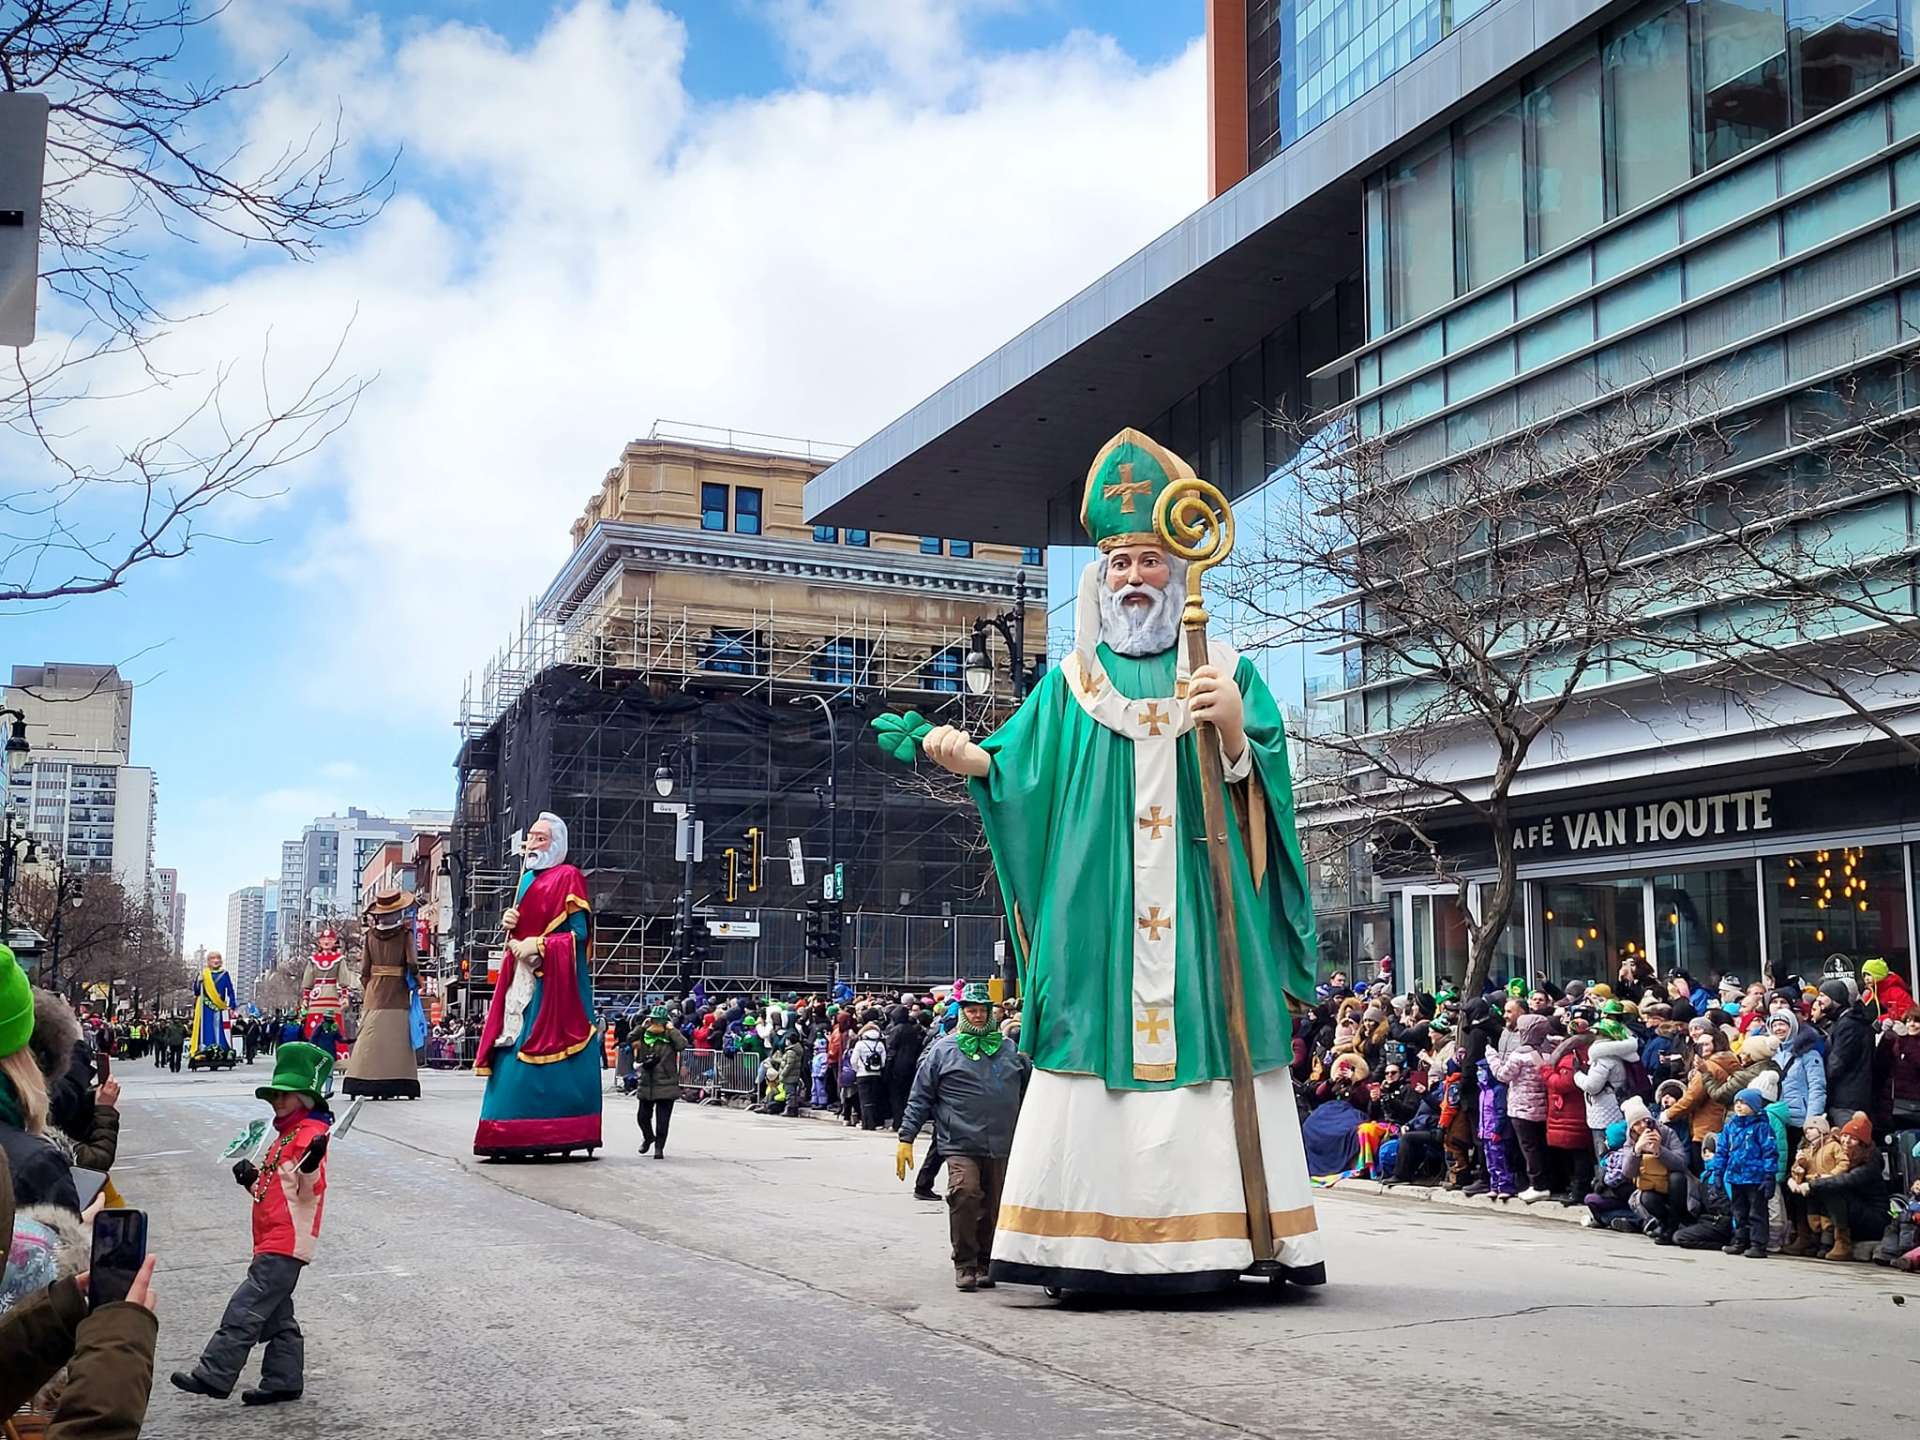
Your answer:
343,885 -> 422,1100
915,429 -> 1323,1294
472,811 -> 601,1158
190,951 -> 237,1061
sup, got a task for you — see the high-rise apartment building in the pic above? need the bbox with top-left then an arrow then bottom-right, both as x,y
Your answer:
813,0 -> 1920,998
153,867 -> 184,959
224,883 -> 277,1004
5,663 -> 156,898
277,809 -> 451,943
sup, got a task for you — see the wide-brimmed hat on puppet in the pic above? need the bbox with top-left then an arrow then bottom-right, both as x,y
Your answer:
256,1041 -> 335,1104
365,884 -> 416,917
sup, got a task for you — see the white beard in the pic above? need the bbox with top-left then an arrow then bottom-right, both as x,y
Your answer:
523,845 -> 557,872
1099,577 -> 1183,656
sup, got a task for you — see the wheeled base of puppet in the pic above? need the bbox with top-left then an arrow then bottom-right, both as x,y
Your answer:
474,1148 -> 600,1162
186,1048 -> 240,1072
996,1258 -> 1328,1301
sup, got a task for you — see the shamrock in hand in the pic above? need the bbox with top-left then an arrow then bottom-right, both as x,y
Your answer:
870,710 -> 935,764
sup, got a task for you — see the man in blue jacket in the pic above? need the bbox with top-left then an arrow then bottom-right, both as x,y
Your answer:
895,982 -> 1029,1292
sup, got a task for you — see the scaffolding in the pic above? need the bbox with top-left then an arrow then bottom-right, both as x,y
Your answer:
452,591 -> 1030,1007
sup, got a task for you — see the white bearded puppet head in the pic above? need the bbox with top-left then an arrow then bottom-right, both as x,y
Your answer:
523,812 -> 569,872
1075,551 -> 1189,662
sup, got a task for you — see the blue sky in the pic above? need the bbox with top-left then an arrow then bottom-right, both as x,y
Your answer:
14,0 -> 1207,949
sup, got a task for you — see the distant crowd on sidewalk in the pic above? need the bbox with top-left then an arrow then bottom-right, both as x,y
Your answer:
1291,956 -> 1919,1266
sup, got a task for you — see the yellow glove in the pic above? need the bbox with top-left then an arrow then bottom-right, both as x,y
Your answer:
895,1140 -> 914,1182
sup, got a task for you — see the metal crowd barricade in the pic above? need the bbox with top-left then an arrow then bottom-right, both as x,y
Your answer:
676,1047 -> 761,1104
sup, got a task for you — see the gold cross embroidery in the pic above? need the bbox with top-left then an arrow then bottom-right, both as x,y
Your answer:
1174,677 -> 1191,700
1077,664 -> 1107,700
1135,1007 -> 1170,1045
1139,702 -> 1170,736
1104,461 -> 1152,514
1138,806 -> 1172,840
1137,905 -> 1171,942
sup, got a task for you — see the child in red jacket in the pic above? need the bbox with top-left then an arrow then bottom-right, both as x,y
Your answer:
171,1041 -> 334,1406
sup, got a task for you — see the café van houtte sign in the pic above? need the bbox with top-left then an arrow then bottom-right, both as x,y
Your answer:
1513,787 -> 1774,855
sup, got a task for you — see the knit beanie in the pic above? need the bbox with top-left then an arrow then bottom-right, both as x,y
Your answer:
1604,1120 -> 1629,1150
1621,1095 -> 1652,1130
1734,1087 -> 1767,1114
1750,1070 -> 1781,1103
1588,983 -> 1614,1001
1740,1033 -> 1779,1060
1839,1112 -> 1874,1146
1862,959 -> 1890,983
1820,978 -> 1856,1008
0,947 -> 32,1059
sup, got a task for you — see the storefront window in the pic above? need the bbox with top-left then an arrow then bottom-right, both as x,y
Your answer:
1537,878 -> 1645,989
1479,890 -> 1527,986
1763,843 -> 1911,984
1653,865 -> 1761,981
1411,892 -> 1471,992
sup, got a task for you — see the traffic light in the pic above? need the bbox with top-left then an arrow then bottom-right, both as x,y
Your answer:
804,898 -> 844,976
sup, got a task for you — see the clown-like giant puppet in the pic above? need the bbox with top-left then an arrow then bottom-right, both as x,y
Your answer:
300,930 -> 347,1052
920,429 -> 1324,1293
472,811 -> 601,1158
190,951 -> 237,1060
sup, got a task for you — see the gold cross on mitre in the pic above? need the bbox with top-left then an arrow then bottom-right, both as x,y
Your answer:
1138,702 -> 1170,736
1136,905 -> 1171,941
1138,805 -> 1172,840
1103,460 -> 1153,514
1135,1007 -> 1170,1044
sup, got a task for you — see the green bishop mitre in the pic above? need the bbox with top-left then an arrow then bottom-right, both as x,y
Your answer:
1080,428 -> 1196,552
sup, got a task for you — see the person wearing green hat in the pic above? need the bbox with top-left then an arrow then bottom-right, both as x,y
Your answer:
172,1042 -> 334,1406
910,429 -> 1325,1294
0,944 -> 86,1214
635,1004 -> 686,1157
895,981 -> 1030,1291
1862,957 -> 1914,1024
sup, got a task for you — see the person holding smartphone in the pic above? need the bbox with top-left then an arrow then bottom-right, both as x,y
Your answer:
0,1148 -> 162,1436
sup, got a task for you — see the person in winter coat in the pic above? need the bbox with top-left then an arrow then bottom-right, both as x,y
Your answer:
1789,1111 -> 1885,1261
1619,1096 -> 1693,1244
1586,1120 -> 1637,1230
1768,1010 -> 1827,1132
1873,1167 -> 1920,1269
0,1148 -> 162,1438
1817,979 -> 1875,1124
172,1042 -> 334,1405
850,1020 -> 888,1131
1663,1028 -> 1740,1171
1490,1013 -> 1552,1200
1544,1026 -> 1597,1203
776,1032 -> 809,1117
1883,1011 -> 1920,1132
895,983 -> 1031,1292
0,952 -> 81,1216
1862,958 -> 1914,1024
634,1006 -> 687,1158
1455,998 -> 1502,1194
1716,1087 -> 1779,1258
1676,1130 -> 1735,1249
1576,1019 -> 1639,1146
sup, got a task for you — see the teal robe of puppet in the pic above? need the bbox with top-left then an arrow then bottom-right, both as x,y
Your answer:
968,643 -> 1315,1091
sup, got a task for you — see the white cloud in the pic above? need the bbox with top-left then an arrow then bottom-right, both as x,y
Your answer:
52,0 -> 1207,933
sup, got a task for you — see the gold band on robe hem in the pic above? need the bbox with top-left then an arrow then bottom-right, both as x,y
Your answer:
997,1203 -> 1319,1244
1132,1062 -> 1176,1081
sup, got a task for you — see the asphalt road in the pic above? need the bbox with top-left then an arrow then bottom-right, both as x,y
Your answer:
110,1062 -> 1916,1440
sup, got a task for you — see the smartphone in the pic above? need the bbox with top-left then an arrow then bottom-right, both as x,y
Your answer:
94,1050 -> 111,1084
87,1209 -> 147,1312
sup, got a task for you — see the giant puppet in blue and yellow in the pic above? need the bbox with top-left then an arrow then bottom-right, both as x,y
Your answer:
191,951 -> 238,1061
471,811 -> 601,1158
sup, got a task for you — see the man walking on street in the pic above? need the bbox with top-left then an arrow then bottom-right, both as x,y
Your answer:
895,981 -> 1030,1291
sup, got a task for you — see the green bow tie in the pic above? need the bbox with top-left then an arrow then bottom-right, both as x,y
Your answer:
956,1029 -> 1003,1060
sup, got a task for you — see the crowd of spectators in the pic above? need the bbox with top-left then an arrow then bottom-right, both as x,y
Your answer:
1294,956 -> 1920,1266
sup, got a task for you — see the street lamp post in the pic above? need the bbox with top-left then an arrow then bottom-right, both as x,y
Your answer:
963,568 -> 1032,701
45,858 -> 81,996
654,732 -> 702,975
0,707 -> 32,941
790,693 -> 839,995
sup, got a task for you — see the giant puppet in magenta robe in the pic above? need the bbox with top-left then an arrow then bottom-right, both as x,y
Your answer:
472,811 -> 601,1158
190,951 -> 238,1061
913,430 -> 1324,1294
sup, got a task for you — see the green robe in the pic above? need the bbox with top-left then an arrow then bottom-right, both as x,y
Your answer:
969,642 -> 1315,1091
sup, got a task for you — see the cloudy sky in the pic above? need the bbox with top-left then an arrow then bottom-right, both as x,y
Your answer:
16,0 -> 1207,950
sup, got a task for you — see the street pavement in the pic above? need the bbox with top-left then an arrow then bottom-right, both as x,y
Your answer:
113,1062 -> 1916,1440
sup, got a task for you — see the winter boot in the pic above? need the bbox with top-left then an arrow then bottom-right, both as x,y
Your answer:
1782,1217 -> 1817,1257
1823,1217 -> 1855,1262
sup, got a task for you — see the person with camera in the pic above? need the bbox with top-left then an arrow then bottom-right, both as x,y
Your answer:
634,1005 -> 686,1158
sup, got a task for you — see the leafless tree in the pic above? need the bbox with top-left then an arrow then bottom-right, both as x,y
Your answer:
1,0 -> 389,604
15,863 -> 190,1001
1225,387 -> 1738,995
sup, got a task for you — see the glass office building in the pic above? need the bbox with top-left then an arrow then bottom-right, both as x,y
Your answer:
814,0 -> 1920,994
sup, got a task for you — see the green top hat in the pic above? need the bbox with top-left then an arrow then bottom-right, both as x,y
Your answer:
648,1004 -> 670,1022
1080,428 -> 1196,552
256,1041 -> 334,1104
959,980 -> 993,1007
